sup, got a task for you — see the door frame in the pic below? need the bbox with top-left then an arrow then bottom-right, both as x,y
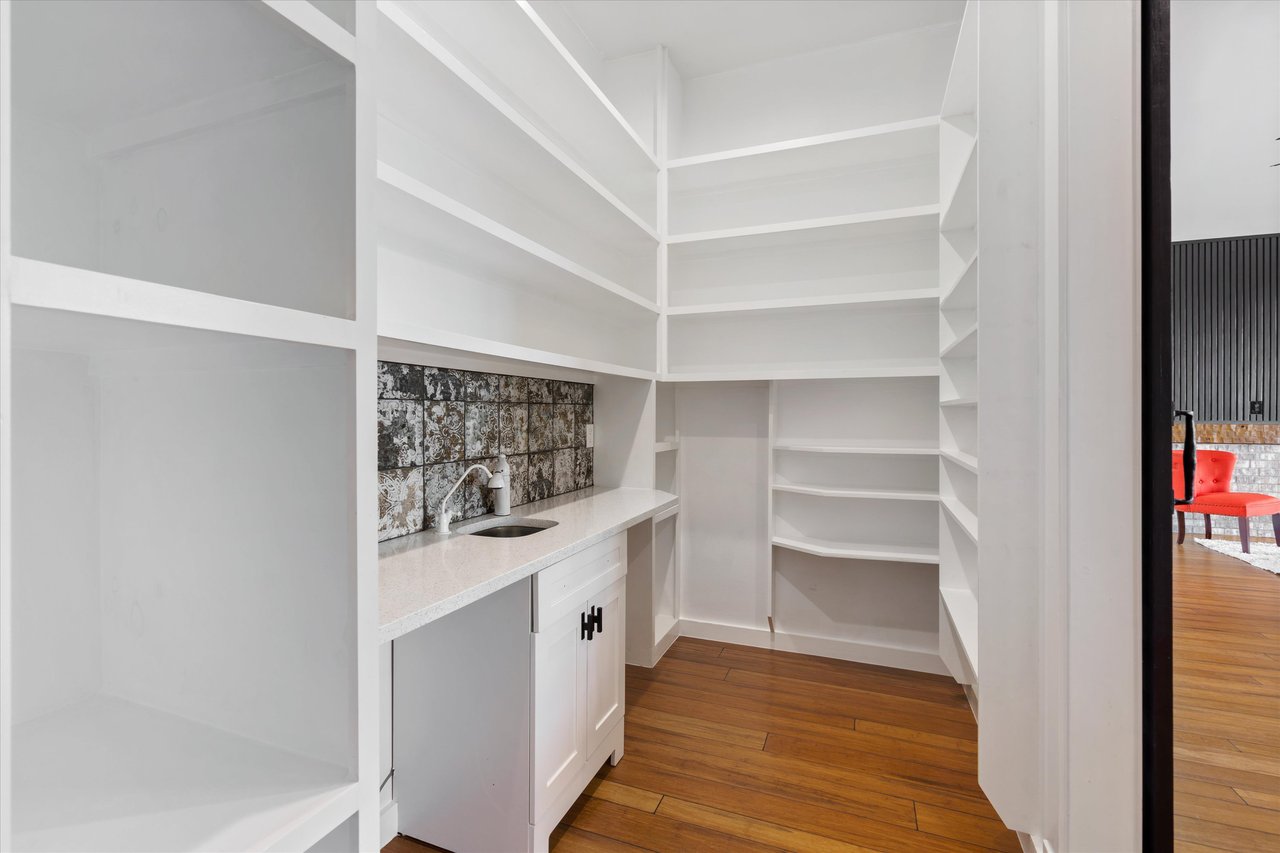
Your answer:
1140,0 -> 1173,850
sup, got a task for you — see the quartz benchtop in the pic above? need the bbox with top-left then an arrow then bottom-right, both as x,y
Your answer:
379,487 -> 678,643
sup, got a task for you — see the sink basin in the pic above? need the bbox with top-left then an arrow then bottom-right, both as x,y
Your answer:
469,525 -> 549,538
455,517 -> 559,538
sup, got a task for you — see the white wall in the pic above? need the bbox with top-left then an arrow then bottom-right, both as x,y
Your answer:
1171,0 -> 1280,241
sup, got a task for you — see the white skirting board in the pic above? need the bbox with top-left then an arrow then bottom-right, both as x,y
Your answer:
678,619 -> 947,675
380,800 -> 399,848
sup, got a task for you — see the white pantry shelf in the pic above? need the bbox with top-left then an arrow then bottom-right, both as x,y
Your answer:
664,288 -> 939,318
941,586 -> 979,676
941,495 -> 980,542
772,483 -> 939,502
12,696 -> 357,853
261,0 -> 357,63
667,206 -> 940,245
941,254 -> 979,310
940,145 -> 977,232
773,441 -> 940,457
378,0 -> 658,235
772,535 -> 940,565
941,323 -> 979,359
941,448 -> 980,474
378,162 -> 659,316
667,117 -> 940,170
941,0 -> 979,119
655,439 -> 680,453
378,320 -> 657,381
8,257 -> 361,351
940,396 -> 979,408
662,362 -> 941,384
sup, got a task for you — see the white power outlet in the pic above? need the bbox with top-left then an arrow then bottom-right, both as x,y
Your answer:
585,424 -> 594,448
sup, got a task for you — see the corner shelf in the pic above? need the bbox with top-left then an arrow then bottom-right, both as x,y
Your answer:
774,441 -> 940,456
941,495 -> 980,542
941,255 -> 979,311
662,362 -> 941,383
664,288 -> 939,318
772,483 -> 938,502
940,586 -> 979,676
772,535 -> 940,565
377,320 -> 657,381
378,162 -> 659,316
666,117 -> 940,169
941,323 -> 979,359
378,0 -> 658,235
667,206 -> 940,245
939,148 -> 977,232
655,439 -> 680,453
940,396 -> 978,408
940,448 -> 980,475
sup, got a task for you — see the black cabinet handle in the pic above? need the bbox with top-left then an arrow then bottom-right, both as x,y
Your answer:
591,605 -> 603,635
580,611 -> 594,641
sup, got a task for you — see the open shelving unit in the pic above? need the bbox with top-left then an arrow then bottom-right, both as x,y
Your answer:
936,0 -> 981,695
0,1 -> 378,850
375,0 -> 661,380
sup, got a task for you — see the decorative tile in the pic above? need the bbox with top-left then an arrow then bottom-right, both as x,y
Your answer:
377,361 -> 593,541
553,449 -> 576,496
464,402 -> 499,458
507,454 -> 529,507
377,362 -> 423,400
528,452 -> 555,502
501,375 -> 528,403
424,401 -> 464,464
423,461 -> 465,530
465,371 -> 501,402
465,457 -> 499,517
501,404 -> 529,454
551,380 -> 575,404
377,400 -> 423,469
423,367 -> 466,402
378,467 -> 423,541
527,378 -> 553,404
529,404 -> 555,452
575,405 -> 593,448
575,448 -> 594,490
552,404 -> 575,450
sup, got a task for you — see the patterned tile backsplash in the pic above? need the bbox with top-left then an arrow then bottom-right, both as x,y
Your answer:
378,362 -> 594,542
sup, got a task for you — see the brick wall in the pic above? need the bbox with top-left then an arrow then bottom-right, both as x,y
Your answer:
1172,442 -> 1280,540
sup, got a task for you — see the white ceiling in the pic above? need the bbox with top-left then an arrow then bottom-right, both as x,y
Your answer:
554,0 -> 967,79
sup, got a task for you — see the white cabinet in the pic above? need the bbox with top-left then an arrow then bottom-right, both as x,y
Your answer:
585,578 -> 626,756
530,535 -> 627,851
394,533 -> 627,853
531,600 -> 588,820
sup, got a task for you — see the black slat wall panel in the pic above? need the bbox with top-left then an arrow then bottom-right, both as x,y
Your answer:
1171,232 -> 1279,422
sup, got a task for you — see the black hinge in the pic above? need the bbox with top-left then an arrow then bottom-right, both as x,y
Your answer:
590,605 -> 604,635
580,611 -> 594,641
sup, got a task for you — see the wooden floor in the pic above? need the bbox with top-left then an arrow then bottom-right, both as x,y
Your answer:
1173,536 -> 1280,851
386,537 -> 1279,853
389,639 -> 1017,853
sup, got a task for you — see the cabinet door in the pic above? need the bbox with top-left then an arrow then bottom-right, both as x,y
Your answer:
586,577 -> 626,756
532,600 -> 588,821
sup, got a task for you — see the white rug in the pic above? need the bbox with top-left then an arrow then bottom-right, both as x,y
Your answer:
1194,538 -> 1280,576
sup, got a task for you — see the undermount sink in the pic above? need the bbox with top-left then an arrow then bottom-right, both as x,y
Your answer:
455,517 -> 559,538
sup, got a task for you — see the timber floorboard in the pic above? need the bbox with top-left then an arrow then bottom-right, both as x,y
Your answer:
385,537 -> 1278,852
1174,536 -> 1280,851
387,641 -> 1016,852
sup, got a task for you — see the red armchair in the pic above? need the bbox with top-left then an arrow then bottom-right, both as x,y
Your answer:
1174,449 -> 1280,553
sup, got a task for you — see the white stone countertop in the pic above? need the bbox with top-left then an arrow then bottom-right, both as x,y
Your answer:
379,487 -> 678,643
